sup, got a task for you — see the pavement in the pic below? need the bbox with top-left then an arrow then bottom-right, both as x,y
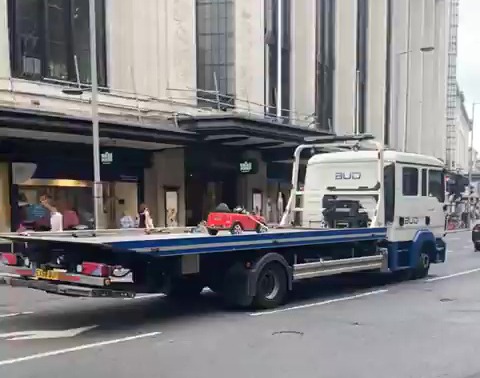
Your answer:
0,232 -> 479,377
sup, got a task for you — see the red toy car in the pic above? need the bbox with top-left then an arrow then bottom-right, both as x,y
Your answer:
206,204 -> 268,235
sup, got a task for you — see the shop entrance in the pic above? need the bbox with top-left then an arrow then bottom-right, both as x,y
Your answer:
185,147 -> 240,226
186,171 -> 237,226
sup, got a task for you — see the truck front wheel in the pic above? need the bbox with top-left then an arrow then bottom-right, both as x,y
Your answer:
413,250 -> 431,279
252,262 -> 287,309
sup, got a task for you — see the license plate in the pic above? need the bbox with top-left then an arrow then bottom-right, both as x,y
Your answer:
35,269 -> 61,281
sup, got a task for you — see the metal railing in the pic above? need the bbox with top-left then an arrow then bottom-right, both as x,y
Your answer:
0,76 -> 322,130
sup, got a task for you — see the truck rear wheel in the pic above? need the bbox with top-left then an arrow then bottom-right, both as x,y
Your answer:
252,262 -> 287,309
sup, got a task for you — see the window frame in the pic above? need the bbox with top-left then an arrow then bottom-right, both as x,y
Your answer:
421,168 -> 427,196
7,0 -> 107,87
402,166 -> 419,196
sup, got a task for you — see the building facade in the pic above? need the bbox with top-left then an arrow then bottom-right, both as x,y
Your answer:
452,87 -> 471,174
0,0 -> 453,230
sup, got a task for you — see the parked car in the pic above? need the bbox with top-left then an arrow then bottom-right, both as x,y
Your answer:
206,204 -> 267,235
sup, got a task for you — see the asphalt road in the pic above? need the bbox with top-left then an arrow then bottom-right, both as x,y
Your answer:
0,231 -> 479,378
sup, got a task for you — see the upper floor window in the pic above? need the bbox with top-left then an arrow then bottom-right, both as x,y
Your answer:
8,0 -> 107,87
196,0 -> 235,108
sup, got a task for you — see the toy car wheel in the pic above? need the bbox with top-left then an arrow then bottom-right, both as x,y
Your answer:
255,223 -> 268,233
207,228 -> 218,236
230,222 -> 244,235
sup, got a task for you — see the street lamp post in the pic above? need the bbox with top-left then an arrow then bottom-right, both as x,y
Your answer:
65,0 -> 102,229
89,0 -> 102,230
468,102 -> 480,186
467,102 -> 479,229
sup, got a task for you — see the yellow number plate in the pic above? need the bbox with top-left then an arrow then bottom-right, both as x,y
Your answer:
35,269 -> 61,281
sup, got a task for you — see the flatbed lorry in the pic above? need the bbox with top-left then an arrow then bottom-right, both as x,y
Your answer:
0,135 -> 447,309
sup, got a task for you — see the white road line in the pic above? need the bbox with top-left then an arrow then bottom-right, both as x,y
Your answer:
425,268 -> 480,282
0,331 -> 161,367
249,289 -> 388,317
0,312 -> 33,319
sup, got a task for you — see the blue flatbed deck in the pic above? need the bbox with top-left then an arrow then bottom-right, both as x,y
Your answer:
0,227 -> 387,257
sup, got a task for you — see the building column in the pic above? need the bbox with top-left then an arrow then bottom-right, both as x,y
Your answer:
433,0 -> 448,162
234,0 -> 265,115
334,0 -> 357,135
390,0 -> 409,151
406,0 -> 425,153
421,0 -> 436,157
0,0 -> 10,81
290,0 -> 316,124
366,0 -> 388,140
0,162 -> 10,232
144,149 -> 186,227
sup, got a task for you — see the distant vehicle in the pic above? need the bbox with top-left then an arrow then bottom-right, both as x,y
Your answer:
206,204 -> 267,235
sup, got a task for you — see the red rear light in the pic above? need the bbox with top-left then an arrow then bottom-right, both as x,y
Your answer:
81,262 -> 112,277
1,253 -> 18,266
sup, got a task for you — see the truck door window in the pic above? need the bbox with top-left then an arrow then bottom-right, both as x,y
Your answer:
428,169 -> 445,202
402,167 -> 418,196
421,169 -> 427,196
384,163 -> 395,223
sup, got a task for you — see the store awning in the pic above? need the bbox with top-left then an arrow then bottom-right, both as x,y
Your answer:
0,107 -> 198,150
176,113 -> 333,162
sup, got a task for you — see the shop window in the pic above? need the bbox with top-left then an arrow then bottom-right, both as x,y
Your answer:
428,169 -> 445,203
165,187 -> 179,227
8,0 -> 107,86
402,167 -> 418,196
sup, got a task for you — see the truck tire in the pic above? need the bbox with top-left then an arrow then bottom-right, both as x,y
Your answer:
413,250 -> 431,279
252,262 -> 287,309
168,277 -> 204,299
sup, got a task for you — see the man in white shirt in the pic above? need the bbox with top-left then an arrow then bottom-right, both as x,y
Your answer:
40,195 -> 63,232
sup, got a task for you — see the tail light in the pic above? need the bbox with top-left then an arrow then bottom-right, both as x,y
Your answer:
1,253 -> 18,266
80,262 -> 112,277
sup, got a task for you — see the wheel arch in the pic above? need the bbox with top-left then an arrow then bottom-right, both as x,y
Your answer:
410,230 -> 437,267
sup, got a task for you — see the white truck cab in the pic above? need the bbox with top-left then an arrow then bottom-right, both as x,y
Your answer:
302,150 -> 446,242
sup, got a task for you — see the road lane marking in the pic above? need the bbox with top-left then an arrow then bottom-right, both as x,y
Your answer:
249,289 -> 388,317
426,268 -> 480,282
0,325 -> 98,341
0,331 -> 161,367
0,312 -> 33,319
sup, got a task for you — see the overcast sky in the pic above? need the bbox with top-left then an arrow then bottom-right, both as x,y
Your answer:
457,0 -> 480,149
